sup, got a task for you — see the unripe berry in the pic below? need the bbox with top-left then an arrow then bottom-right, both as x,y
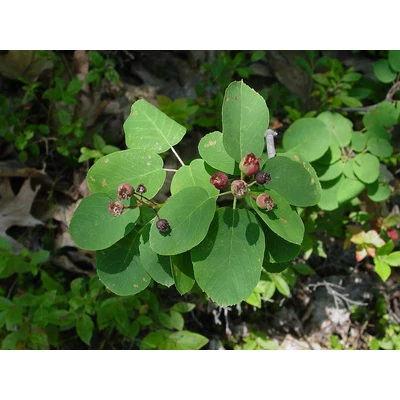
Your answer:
210,172 -> 229,190
156,218 -> 170,232
255,171 -> 271,185
117,183 -> 134,200
239,153 -> 261,176
136,183 -> 147,195
231,180 -> 248,198
256,193 -> 275,211
108,201 -> 124,216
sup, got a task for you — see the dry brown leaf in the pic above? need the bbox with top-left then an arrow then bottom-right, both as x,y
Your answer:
0,178 -> 43,251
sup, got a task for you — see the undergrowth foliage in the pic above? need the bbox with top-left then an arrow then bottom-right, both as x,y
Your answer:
69,81 -> 322,306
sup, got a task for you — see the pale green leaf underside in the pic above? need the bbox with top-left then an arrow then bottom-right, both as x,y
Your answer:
124,99 -> 186,153
222,81 -> 269,162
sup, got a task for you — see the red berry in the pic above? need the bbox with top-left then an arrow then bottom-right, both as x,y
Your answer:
256,193 -> 275,211
117,183 -> 134,200
210,172 -> 229,190
108,201 -> 124,216
156,219 -> 170,232
239,153 -> 261,176
231,180 -> 248,198
255,171 -> 271,185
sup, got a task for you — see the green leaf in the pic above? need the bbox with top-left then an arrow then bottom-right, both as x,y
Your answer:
353,153 -> 380,184
165,330 -> 209,350
337,95 -> 363,107
0,297 -> 13,311
318,176 -> 343,211
69,192 -> 139,251
292,263 -> 316,275
251,51 -> 266,62
367,181 -> 391,202
337,177 -> 365,204
169,310 -> 184,331
263,262 -> 290,273
388,50 -> 400,72
269,274 -> 290,297
192,208 -> 265,306
222,81 -> 269,162
364,101 -> 400,129
342,72 -> 363,82
245,290 -> 261,308
124,99 -> 186,153
262,153 -> 321,207
67,78 -> 83,95
351,131 -> 367,152
86,149 -> 166,199
373,59 -> 397,83
367,138 -> 393,158
374,260 -> 391,282
171,252 -> 195,295
89,51 -> 105,68
249,189 -> 304,245
171,302 -> 196,313
139,224 -> 174,287
198,131 -> 240,175
317,111 -> 352,147
313,160 -> 345,182
149,187 -> 216,256
282,118 -> 331,162
316,143 -> 341,165
76,313 -> 94,346
385,252 -> 400,267
170,159 -> 218,197
96,228 -> 151,296
295,57 -> 312,74
262,223 -> 301,264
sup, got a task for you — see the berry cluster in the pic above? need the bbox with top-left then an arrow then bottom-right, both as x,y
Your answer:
108,183 -> 170,232
209,152 -> 274,211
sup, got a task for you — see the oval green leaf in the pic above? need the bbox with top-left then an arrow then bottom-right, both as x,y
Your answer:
317,111 -> 352,147
263,153 -> 321,207
170,159 -> 218,197
139,224 -> 174,287
69,193 -> 139,251
388,50 -> 400,72
222,81 -> 269,162
198,131 -> 240,175
150,187 -> 216,255
86,149 -> 166,199
373,59 -> 396,83
367,181 -> 391,202
367,137 -> 393,158
191,208 -> 265,306
351,131 -> 367,152
123,99 -> 186,153
96,228 -> 151,296
353,153 -> 380,184
249,189 -> 304,245
262,223 -> 301,264
337,177 -> 365,204
313,160 -> 345,182
282,118 -> 331,162
317,176 -> 343,211
171,252 -> 195,295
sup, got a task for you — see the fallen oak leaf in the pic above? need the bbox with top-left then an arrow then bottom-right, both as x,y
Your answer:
0,178 -> 44,252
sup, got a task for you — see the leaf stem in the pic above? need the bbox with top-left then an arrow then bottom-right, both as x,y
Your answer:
211,190 -> 232,199
170,146 -> 185,166
164,168 -> 178,172
233,197 -> 237,210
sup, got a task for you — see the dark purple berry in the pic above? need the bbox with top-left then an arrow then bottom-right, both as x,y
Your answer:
255,171 -> 271,185
156,218 -> 170,232
136,183 -> 147,195
117,183 -> 134,200
108,201 -> 124,216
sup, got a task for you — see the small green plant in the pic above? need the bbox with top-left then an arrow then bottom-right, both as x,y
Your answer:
78,133 -> 120,163
69,80 -> 322,307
